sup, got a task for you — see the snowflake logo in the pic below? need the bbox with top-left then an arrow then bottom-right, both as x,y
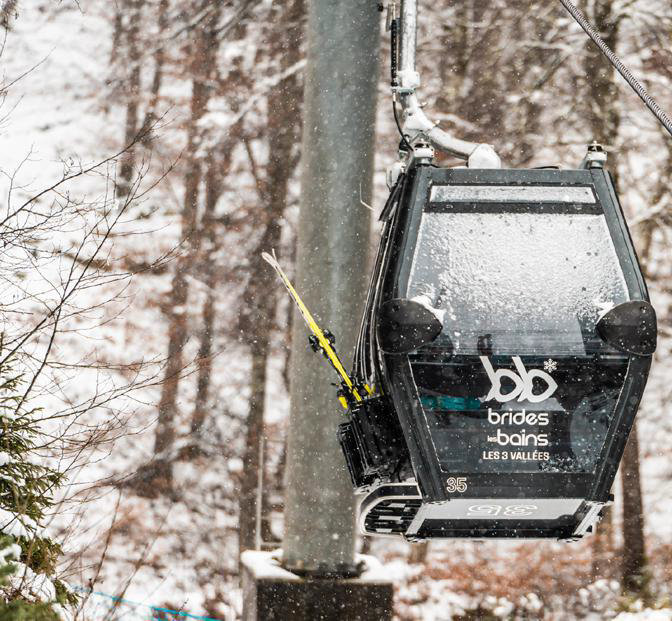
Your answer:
543,359 -> 558,373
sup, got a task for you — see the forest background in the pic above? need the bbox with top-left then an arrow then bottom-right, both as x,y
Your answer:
0,0 -> 671,619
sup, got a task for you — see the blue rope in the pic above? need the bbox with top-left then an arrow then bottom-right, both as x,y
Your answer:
71,586 -> 222,621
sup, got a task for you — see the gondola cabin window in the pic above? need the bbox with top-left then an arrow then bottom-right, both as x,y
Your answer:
407,185 -> 630,356
406,185 -> 630,476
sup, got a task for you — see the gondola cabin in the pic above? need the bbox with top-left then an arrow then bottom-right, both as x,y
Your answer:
338,161 -> 656,540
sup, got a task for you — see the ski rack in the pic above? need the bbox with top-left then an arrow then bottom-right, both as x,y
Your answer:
263,252 -> 410,485
261,252 -> 364,408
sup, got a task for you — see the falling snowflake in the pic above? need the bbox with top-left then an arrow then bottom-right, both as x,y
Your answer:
543,359 -> 557,373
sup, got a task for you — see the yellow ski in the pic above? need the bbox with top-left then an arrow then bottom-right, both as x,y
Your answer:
262,251 -> 362,404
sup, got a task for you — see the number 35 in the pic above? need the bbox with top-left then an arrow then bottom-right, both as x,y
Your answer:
446,477 -> 467,493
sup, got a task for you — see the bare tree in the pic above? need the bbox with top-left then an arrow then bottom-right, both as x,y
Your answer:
237,0 -> 305,556
139,0 -> 169,142
188,128 -> 242,444
143,0 -> 224,492
426,0 -> 567,166
581,0 -> 623,579
116,0 -> 145,196
0,0 -> 18,30
0,90 -> 173,605
620,420 -> 648,595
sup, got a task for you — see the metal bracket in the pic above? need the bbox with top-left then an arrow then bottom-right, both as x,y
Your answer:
408,144 -> 434,166
385,1 -> 397,30
581,141 -> 607,169
394,0 -> 501,168
394,68 -> 420,95
386,161 -> 405,189
572,501 -> 605,538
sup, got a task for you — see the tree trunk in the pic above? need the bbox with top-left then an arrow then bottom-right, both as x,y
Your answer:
581,0 -> 632,582
583,0 -> 621,172
408,542 -> 429,564
188,123 -> 242,443
616,140 -> 663,594
118,0 -> 144,196
237,0 -> 305,557
261,435 -> 287,546
456,1 -> 505,145
110,4 -> 123,65
260,447 -> 279,546
591,488 -> 615,579
581,0 -> 649,595
189,151 -> 223,442
511,1 -> 559,167
621,420 -> 648,595
238,329 -> 271,553
146,1 -> 222,492
139,0 -> 169,144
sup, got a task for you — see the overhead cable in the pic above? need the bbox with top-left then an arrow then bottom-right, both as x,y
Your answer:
559,0 -> 672,138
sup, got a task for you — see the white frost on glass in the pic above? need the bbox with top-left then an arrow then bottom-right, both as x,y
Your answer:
430,185 -> 597,203
407,212 -> 629,355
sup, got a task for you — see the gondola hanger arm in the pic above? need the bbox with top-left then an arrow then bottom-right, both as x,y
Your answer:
394,0 -> 501,168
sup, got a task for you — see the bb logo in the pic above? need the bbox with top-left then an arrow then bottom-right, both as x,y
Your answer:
480,356 -> 557,404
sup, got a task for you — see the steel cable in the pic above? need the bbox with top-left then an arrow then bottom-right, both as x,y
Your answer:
558,0 -> 672,138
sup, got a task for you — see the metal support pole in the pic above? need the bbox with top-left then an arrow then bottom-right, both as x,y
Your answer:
399,0 -> 417,76
281,0 -> 381,578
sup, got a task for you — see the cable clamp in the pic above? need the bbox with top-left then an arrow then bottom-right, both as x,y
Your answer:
410,145 -> 435,164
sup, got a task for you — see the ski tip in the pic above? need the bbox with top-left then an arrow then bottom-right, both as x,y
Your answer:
261,251 -> 276,266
